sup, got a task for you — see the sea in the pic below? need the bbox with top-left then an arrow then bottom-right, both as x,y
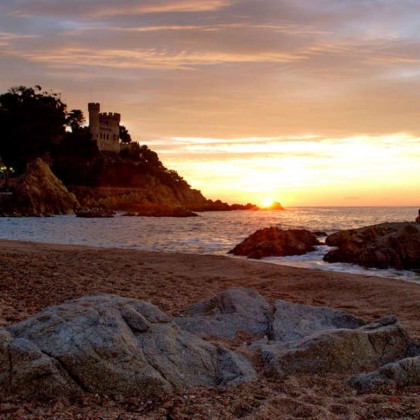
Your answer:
1,206 -> 419,284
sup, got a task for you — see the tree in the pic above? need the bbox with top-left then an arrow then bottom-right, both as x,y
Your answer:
66,109 -> 85,132
139,144 -> 163,167
0,85 -> 67,173
119,125 -> 132,143
51,128 -> 99,186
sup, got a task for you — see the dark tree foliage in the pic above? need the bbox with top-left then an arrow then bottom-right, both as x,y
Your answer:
119,125 -> 132,143
116,143 -> 190,189
51,128 -> 99,186
0,86 -> 67,172
0,85 -> 190,192
66,109 -> 85,132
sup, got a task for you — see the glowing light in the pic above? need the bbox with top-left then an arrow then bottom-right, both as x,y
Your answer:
261,198 -> 275,208
162,133 -> 420,206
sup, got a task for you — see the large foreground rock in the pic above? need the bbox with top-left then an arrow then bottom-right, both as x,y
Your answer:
261,316 -> 411,378
228,227 -> 319,259
0,295 -> 256,398
271,300 -> 366,342
174,289 -> 366,342
2,158 -> 80,216
347,356 -> 420,393
323,222 -> 420,270
174,287 -> 273,338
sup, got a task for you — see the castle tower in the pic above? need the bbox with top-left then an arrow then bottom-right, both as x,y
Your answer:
88,102 -> 121,153
88,103 -> 100,142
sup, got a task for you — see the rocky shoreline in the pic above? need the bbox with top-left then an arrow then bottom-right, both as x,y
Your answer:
2,288 -> 418,399
0,240 -> 419,418
229,220 -> 420,273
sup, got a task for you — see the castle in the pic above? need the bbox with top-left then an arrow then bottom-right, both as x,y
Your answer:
88,103 -> 121,153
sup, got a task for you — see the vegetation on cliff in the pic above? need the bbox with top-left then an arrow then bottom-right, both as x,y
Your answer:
0,85 -> 258,212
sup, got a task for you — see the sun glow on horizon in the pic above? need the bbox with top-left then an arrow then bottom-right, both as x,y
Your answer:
160,133 -> 420,207
261,197 -> 275,208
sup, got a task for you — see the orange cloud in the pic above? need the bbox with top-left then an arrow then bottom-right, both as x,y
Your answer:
6,0 -> 231,18
102,0 -> 231,15
2,46 -> 306,70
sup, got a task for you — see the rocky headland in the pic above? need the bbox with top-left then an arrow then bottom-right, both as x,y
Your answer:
0,162 -> 236,218
0,157 -> 260,217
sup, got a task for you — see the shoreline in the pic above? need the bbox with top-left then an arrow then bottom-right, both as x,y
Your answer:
1,232 -> 419,284
1,207 -> 419,286
1,239 -> 419,337
1,239 -> 419,417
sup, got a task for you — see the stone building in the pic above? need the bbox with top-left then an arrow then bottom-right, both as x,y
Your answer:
88,103 -> 121,153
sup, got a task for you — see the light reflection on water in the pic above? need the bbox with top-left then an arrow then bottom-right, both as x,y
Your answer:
1,207 -> 419,283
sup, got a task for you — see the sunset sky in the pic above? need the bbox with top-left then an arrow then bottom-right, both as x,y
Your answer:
1,0 -> 420,206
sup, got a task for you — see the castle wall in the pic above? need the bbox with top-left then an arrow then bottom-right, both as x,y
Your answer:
88,103 -> 121,153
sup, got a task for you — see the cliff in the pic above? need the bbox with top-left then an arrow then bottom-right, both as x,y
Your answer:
71,184 -> 209,211
1,158 -> 80,216
2,144 -> 255,216
54,148 -> 252,212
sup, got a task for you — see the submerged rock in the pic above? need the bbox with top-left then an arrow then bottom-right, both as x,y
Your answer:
228,227 -> 319,259
1,158 -> 80,216
323,222 -> 420,270
174,287 -> 273,338
261,316 -> 411,378
76,207 -> 115,218
0,295 -> 256,398
122,206 -> 198,217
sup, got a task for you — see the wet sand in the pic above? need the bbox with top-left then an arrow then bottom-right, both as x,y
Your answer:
0,240 -> 419,418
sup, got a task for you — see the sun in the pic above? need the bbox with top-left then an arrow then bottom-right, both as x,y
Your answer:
261,198 -> 275,209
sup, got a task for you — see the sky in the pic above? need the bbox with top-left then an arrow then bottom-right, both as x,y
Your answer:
1,0 -> 420,207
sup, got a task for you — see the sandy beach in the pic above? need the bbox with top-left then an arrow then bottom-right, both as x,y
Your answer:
0,239 -> 419,418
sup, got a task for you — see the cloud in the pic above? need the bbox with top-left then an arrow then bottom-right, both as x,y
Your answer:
4,0 -> 231,19
0,32 -> 39,47
2,2 -> 420,145
105,0 -> 231,15
1,0 -> 420,205
1,46 -> 308,71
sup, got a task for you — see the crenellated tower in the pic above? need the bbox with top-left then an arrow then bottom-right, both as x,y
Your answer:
88,102 -> 121,153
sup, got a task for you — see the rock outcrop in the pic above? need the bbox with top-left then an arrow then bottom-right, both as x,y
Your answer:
174,287 -> 273,338
76,207 -> 115,218
323,222 -> 420,270
2,288 -> 418,400
122,205 -> 198,217
271,300 -> 366,342
261,316 -> 411,379
228,227 -> 319,259
347,356 -> 420,393
174,289 -> 366,343
1,158 -> 80,216
0,294 -> 256,398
